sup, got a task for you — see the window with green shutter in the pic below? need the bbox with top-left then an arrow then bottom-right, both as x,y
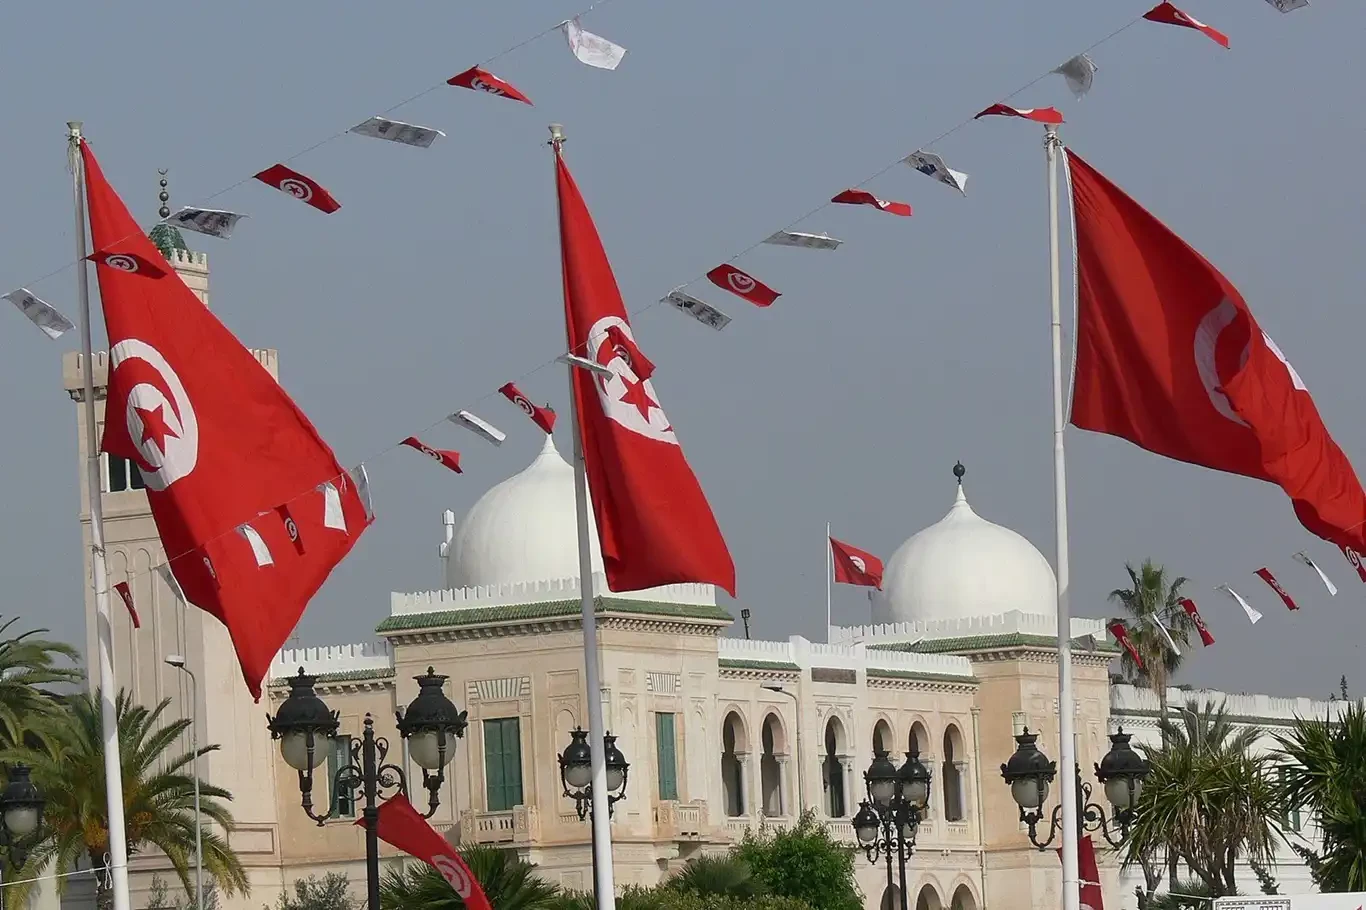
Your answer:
656,712 -> 679,801
328,735 -> 355,818
484,718 -> 524,811
1276,766 -> 1301,830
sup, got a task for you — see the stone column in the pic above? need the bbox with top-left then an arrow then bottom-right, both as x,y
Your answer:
839,755 -> 856,818
737,752 -> 754,818
775,753 -> 791,818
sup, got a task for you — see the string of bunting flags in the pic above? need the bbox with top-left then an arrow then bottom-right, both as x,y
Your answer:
4,0 -> 1322,659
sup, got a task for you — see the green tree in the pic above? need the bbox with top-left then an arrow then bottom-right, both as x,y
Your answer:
1276,699 -> 1366,891
1109,559 -> 1196,894
1123,700 -> 1282,897
732,812 -> 860,910
379,845 -> 561,910
666,855 -> 763,899
616,890 -> 809,910
0,615 -> 81,749
0,689 -> 247,910
274,874 -> 359,910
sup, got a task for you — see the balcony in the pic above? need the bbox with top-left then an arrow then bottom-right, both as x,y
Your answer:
653,800 -> 709,840
457,806 -> 541,845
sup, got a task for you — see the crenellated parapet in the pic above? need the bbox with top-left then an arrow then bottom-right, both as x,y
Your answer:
390,573 -> 716,616
268,640 -> 393,680
829,609 -> 1108,647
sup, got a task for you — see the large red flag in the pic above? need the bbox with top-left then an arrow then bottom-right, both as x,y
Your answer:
1067,149 -> 1366,553
360,795 -> 492,910
556,148 -> 736,596
1056,835 -> 1105,910
82,140 -> 371,699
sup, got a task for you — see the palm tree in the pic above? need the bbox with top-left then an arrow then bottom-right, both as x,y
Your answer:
666,855 -> 763,898
0,615 -> 81,749
379,844 -> 561,910
1276,699 -> 1366,891
1123,699 -> 1283,897
0,689 -> 247,909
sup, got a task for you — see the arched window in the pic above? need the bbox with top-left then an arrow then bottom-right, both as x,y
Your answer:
721,711 -> 748,817
880,884 -> 902,910
915,884 -> 944,910
873,718 -> 894,755
822,716 -> 848,818
950,884 -> 978,910
761,713 -> 787,817
942,724 -> 966,822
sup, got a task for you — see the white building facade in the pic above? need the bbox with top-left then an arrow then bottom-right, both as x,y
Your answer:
55,238 -> 1343,910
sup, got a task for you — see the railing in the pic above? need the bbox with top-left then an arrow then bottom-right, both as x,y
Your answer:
458,806 -> 541,845
653,800 -> 709,840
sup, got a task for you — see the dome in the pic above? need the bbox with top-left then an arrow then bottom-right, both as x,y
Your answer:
874,470 -> 1056,624
446,435 -> 605,589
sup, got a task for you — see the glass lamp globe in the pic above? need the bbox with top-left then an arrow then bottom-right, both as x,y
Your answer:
1104,776 -> 1135,810
4,805 -> 39,838
852,802 -> 880,845
281,731 -> 329,771
395,668 -> 466,770
604,734 -> 629,794
898,752 -> 932,811
561,729 -> 593,790
866,750 -> 899,809
407,731 -> 448,771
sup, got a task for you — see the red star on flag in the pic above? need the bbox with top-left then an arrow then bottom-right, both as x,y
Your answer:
135,404 -> 179,455
618,373 -> 657,420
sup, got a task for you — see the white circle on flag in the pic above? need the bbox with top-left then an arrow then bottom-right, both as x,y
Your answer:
849,555 -> 866,573
203,556 -> 217,579
432,855 -> 472,898
285,518 -> 299,542
585,316 -> 676,445
106,254 -> 139,273
1192,298 -> 1250,427
513,395 -> 535,418
419,444 -> 443,462
471,78 -> 504,96
110,338 -> 199,492
279,177 -> 313,202
727,272 -> 756,294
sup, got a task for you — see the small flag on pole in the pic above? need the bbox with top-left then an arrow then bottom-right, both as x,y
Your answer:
1109,621 -> 1143,667
829,537 -> 884,589
87,250 -> 168,279
903,151 -> 968,195
1146,613 -> 1181,657
276,504 -> 306,555
5,288 -> 75,339
662,290 -> 731,330
1217,584 -> 1262,624
1255,567 -> 1299,610
155,563 -> 188,604
974,103 -> 1064,124
831,189 -> 912,217
706,265 -> 780,307
113,582 -> 140,629
167,207 -> 246,239
498,383 -> 557,433
604,325 -> 656,380
446,66 -> 534,105
1341,545 -> 1366,583
1180,598 -> 1215,646
764,230 -> 842,250
349,116 -> 445,148
562,17 -> 627,70
253,164 -> 341,213
1143,1 -> 1230,47
1263,0 -> 1307,11
1054,54 -> 1098,98
448,411 -> 506,446
237,524 -> 275,567
348,465 -> 375,522
401,437 -> 462,474
318,481 -> 347,532
1293,552 -> 1337,596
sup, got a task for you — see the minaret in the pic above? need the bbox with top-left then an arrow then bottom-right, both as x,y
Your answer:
61,170 -> 282,909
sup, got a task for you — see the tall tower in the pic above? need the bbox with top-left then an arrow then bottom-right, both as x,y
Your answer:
61,171 -> 285,907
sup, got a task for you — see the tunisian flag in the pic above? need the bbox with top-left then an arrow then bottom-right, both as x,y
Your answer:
360,795 -> 492,910
82,140 -> 371,699
830,537 -> 883,588
1056,835 -> 1106,910
556,148 -> 736,596
1067,149 -> 1366,554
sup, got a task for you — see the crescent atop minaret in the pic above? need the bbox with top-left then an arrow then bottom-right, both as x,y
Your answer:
1193,298 -> 1250,427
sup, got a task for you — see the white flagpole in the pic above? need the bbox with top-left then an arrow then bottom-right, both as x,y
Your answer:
1045,123 -> 1080,910
67,121 -> 133,910
826,521 -> 833,641
552,123 -> 616,910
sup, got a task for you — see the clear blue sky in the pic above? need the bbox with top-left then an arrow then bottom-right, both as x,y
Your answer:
1,0 -> 1362,698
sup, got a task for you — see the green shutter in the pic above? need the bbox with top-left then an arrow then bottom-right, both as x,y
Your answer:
329,736 -> 354,817
484,718 -> 523,811
656,713 -> 679,801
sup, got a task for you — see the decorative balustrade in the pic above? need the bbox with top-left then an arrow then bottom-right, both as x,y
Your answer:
457,806 -> 541,845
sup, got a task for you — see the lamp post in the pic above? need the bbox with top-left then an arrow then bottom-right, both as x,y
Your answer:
268,668 -> 467,910
0,764 -> 45,869
852,749 -> 931,910
164,656 -> 202,910
559,728 -> 629,907
999,727 -> 1149,850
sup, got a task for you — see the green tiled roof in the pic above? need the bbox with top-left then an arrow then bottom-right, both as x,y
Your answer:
377,597 -> 733,634
873,633 -> 1121,655
718,659 -> 801,672
267,667 -> 395,687
866,668 -> 979,685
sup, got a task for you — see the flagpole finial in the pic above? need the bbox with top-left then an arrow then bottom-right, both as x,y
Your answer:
67,121 -> 82,137
953,461 -> 966,484
548,123 -> 566,150
158,169 -> 171,220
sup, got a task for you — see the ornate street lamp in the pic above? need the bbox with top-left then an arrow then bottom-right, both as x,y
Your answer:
0,764 -> 45,868
558,728 -> 630,821
1000,727 -> 1149,849
268,668 -> 467,910
854,749 -> 931,910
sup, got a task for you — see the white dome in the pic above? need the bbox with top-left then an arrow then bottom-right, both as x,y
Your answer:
446,435 -> 605,589
874,479 -> 1057,624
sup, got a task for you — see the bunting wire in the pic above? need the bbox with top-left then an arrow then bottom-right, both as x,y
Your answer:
39,2 -> 1334,612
